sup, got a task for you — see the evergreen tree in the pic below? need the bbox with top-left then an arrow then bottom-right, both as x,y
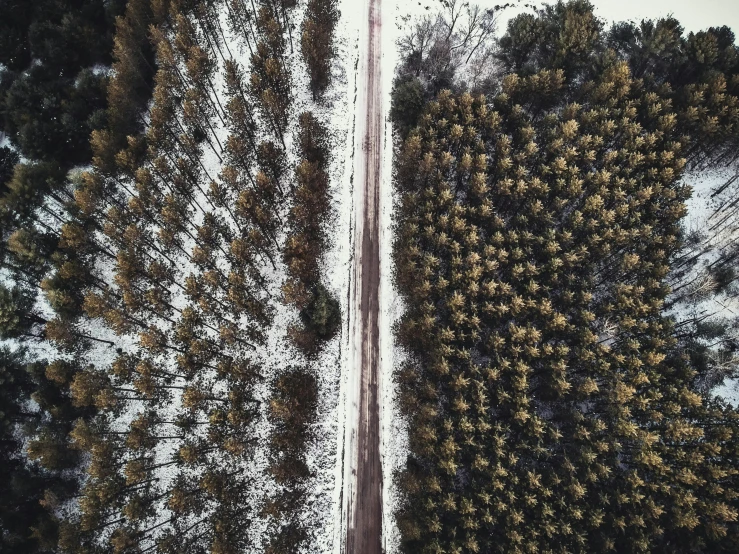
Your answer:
301,0 -> 339,99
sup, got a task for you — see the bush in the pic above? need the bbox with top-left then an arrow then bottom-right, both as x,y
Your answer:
390,75 -> 425,139
300,283 -> 340,340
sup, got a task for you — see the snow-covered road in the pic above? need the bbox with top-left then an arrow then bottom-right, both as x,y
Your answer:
340,0 -> 385,551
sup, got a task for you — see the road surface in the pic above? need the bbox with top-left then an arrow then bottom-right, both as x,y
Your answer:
343,0 -> 384,551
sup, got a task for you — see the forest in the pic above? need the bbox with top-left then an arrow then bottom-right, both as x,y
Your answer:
0,0 -> 339,552
391,1 -> 739,553
4,0 -> 739,552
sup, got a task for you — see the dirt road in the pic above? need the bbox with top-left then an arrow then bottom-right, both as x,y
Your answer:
343,0 -> 384,551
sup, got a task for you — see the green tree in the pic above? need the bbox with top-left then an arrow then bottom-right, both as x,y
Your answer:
300,0 -> 338,99
300,283 -> 341,340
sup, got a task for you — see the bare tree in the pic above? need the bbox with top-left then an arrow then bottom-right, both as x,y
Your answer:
396,1 -> 499,91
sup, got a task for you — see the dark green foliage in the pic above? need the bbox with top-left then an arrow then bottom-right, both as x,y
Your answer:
0,1 -> 34,70
300,283 -> 341,340
0,162 -> 67,228
264,521 -> 309,554
6,228 -> 58,282
2,67 -> 108,164
696,319 -> 731,341
0,348 -> 74,554
497,0 -> 602,79
394,77 -> 739,554
257,140 -> 288,182
496,2 -> 739,162
250,6 -> 291,142
709,264 -> 737,294
265,368 -> 318,552
0,284 -> 44,339
0,146 -> 20,194
297,111 -> 329,168
268,368 -> 317,479
93,0 -> 161,170
607,19 -> 739,85
0,348 -> 33,446
390,75 -> 426,139
0,0 -> 343,551
0,0 -> 124,73
0,2 -> 126,552
0,0 -> 122,164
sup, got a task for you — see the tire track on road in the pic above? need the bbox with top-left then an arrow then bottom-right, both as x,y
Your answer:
344,0 -> 384,551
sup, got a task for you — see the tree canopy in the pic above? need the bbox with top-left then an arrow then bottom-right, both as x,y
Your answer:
392,2 -> 739,553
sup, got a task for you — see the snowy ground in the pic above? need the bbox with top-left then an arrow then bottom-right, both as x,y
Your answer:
0,0 -> 376,551
350,0 -> 739,549
378,2 -> 406,554
670,164 -> 739,407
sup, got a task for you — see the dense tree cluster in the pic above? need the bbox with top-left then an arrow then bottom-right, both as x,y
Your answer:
60,1 -> 296,550
391,0 -> 500,138
0,347 -> 86,553
495,0 -> 739,393
392,3 -> 739,553
0,0 -> 125,165
284,111 -> 340,350
300,0 -> 339,99
263,368 -> 318,553
91,0 -> 164,172
249,3 -> 292,145
497,0 -> 739,163
0,2 -> 150,551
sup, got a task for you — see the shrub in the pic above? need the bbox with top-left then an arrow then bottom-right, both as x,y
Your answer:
300,283 -> 340,340
390,75 -> 425,139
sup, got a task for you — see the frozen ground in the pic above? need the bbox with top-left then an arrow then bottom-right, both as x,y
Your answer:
339,0 -> 739,549
0,0 -> 372,551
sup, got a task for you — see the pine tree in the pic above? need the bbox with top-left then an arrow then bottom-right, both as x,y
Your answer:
301,0 -> 338,99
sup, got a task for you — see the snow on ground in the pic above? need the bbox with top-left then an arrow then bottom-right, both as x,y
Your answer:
0,0 -> 371,549
219,1 -> 363,550
668,163 -> 739,407
382,2 -> 739,552
290,0 -> 366,550
715,368 -> 739,405
333,0 -> 373,547
378,1 -> 408,553
0,0 -> 369,550
327,0 -> 363,550
6,0 -> 738,552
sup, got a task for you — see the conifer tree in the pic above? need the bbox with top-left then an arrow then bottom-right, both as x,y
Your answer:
301,0 -> 339,99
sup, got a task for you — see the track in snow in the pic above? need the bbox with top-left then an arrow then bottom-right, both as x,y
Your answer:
342,0 -> 384,551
